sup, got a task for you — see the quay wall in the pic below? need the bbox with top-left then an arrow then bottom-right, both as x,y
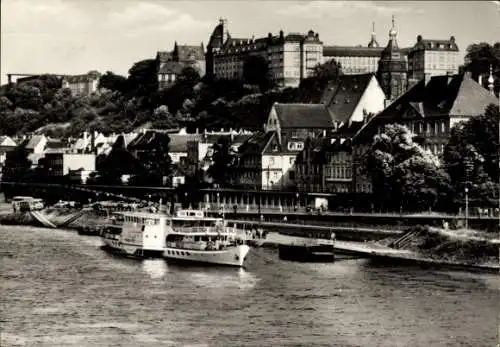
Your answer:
1,182 -> 498,231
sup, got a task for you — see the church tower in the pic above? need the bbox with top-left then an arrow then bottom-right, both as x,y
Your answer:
377,16 -> 408,103
367,22 -> 379,48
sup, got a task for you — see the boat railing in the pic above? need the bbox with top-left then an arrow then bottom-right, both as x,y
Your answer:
174,226 -> 238,234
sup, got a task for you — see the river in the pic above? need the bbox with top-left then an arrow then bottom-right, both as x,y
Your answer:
0,225 -> 498,347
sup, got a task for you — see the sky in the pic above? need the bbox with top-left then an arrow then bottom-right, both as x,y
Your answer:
1,0 -> 500,84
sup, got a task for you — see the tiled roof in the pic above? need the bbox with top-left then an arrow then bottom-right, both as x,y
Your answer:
176,45 -> 205,61
0,136 -> 16,147
410,37 -> 459,52
323,46 -> 384,58
25,135 -> 46,150
273,103 -> 335,129
158,61 -> 184,74
448,74 -> 498,116
321,74 -> 374,123
238,131 -> 276,156
354,73 -> 498,143
63,71 -> 100,83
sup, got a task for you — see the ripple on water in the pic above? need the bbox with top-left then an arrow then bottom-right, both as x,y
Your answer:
0,226 -> 498,347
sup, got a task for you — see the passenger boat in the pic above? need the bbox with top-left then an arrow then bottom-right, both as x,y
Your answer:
12,196 -> 44,213
101,211 -> 168,258
277,228 -> 336,262
163,209 -> 250,267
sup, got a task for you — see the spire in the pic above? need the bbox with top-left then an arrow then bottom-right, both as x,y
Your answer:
389,15 -> 397,39
488,65 -> 495,94
368,21 -> 379,47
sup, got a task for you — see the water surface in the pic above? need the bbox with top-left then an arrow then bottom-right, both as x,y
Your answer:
1,225 -> 498,346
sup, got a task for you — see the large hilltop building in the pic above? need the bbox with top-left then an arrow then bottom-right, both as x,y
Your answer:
322,23 -> 386,75
206,19 -> 323,87
156,42 -> 205,90
407,35 -> 460,81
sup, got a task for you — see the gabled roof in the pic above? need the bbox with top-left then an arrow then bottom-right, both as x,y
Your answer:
273,103 -> 334,129
158,61 -> 184,75
25,135 -> 46,150
321,74 -> 374,123
176,45 -> 205,61
0,136 -> 16,147
353,73 -> 499,144
239,132 -> 276,156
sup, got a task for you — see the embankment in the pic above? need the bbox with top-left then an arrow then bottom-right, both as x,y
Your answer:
375,225 -> 499,270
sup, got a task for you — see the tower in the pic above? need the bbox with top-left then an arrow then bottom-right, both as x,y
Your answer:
367,22 -> 379,48
377,16 -> 408,102
487,65 -> 495,95
206,19 -> 227,77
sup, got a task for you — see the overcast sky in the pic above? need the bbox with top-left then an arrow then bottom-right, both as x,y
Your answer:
1,0 -> 499,84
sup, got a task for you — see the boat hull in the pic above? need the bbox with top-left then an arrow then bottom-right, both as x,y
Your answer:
101,237 -> 163,259
278,245 -> 335,263
163,245 -> 250,267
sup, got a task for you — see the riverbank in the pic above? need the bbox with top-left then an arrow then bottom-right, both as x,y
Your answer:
1,203 -> 498,273
370,225 -> 499,271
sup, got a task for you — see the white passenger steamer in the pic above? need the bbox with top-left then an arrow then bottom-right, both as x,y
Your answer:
101,212 -> 168,258
163,210 -> 250,267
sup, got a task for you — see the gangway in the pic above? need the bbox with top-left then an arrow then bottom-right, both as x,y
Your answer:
30,211 -> 57,228
57,208 -> 90,227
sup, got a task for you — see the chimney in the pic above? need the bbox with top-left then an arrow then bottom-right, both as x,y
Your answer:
478,74 -> 483,87
83,131 -> 88,143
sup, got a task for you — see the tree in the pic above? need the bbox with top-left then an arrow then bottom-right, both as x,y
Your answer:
243,55 -> 273,91
363,124 -> 450,212
177,67 -> 201,88
8,84 -> 43,110
99,71 -> 128,93
99,135 -> 142,185
151,105 -> 183,129
127,59 -> 158,99
464,42 -> 500,96
207,137 -> 237,186
133,133 -> 172,186
443,103 -> 500,207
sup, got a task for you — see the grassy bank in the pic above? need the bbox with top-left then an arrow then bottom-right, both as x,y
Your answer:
377,225 -> 499,267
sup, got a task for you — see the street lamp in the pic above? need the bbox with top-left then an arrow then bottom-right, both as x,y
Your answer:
464,186 -> 469,230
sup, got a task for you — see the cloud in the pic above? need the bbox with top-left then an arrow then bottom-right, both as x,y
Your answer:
277,1 -> 422,19
104,1 -> 211,36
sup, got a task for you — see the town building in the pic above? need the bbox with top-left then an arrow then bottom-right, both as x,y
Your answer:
377,16 -> 408,103
297,73 -> 386,193
351,72 -> 499,193
62,71 -> 101,96
156,42 -> 205,90
407,35 -> 460,81
44,153 -> 96,177
235,103 -> 337,190
206,19 -> 323,87
0,136 -> 17,180
295,137 -> 327,193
